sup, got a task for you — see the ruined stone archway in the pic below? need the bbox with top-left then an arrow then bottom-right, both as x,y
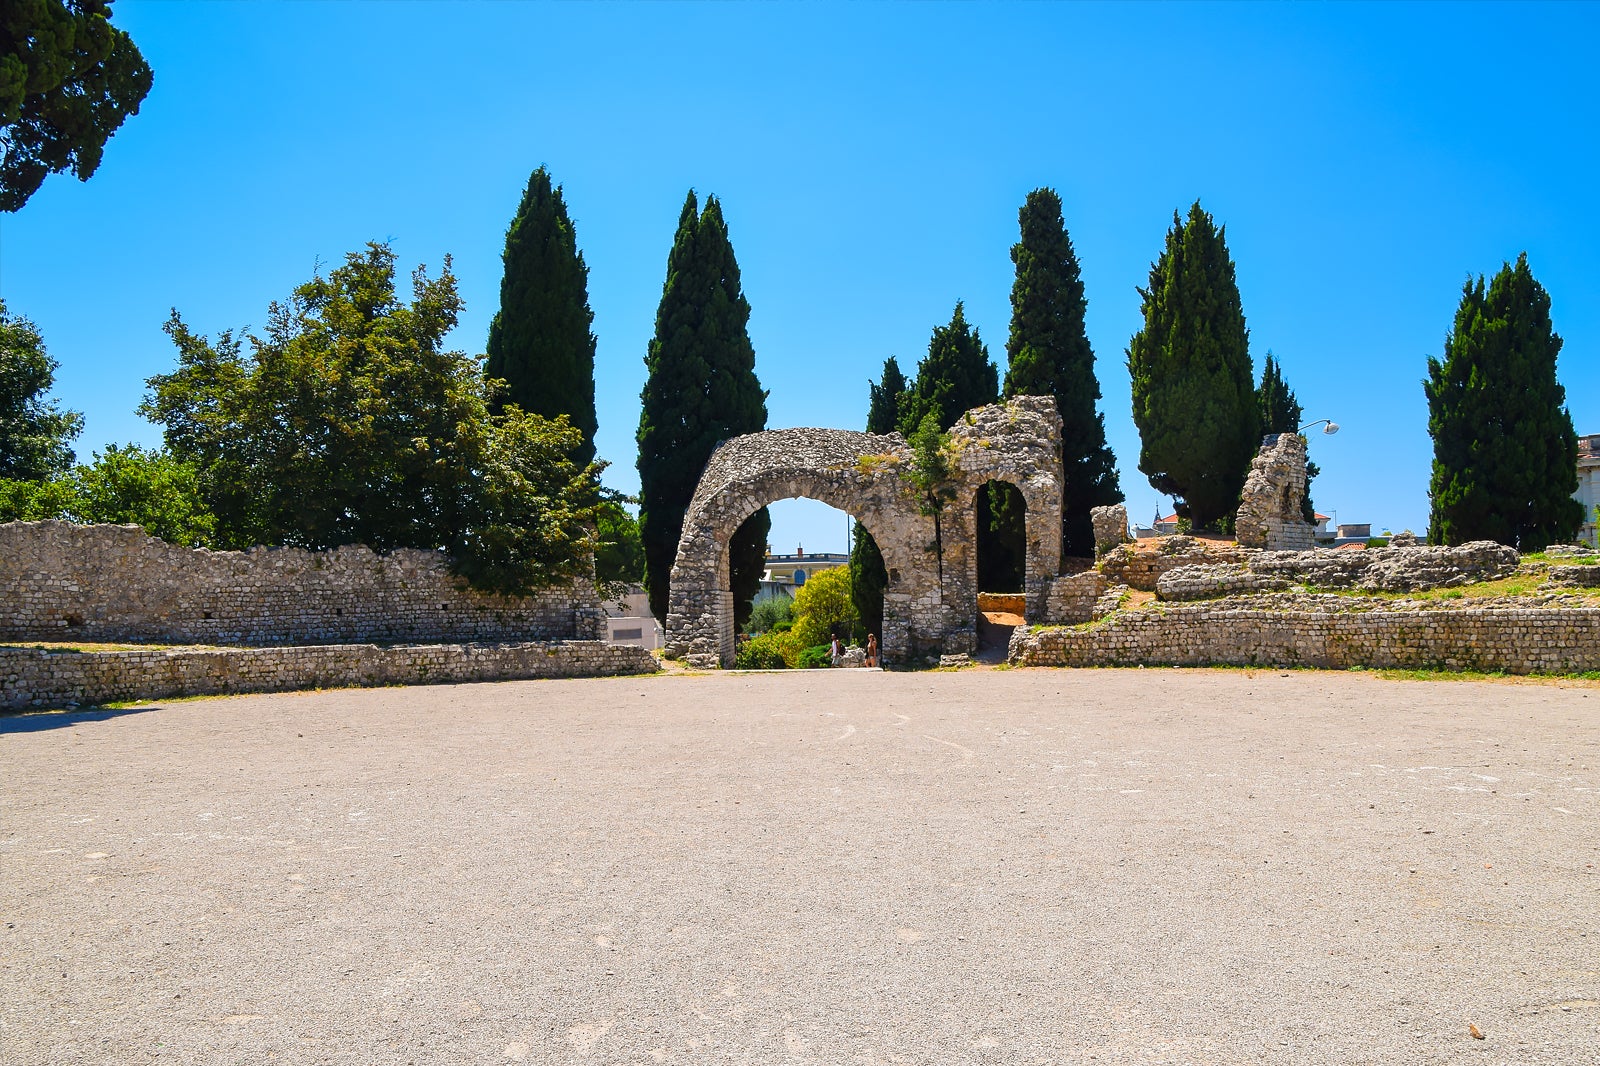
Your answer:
663,397 -> 1069,668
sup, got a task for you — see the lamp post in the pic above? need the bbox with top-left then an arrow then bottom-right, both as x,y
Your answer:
1298,419 -> 1340,435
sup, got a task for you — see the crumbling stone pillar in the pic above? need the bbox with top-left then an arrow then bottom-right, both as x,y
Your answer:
1235,434 -> 1315,550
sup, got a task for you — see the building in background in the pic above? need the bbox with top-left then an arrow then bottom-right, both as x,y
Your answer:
763,545 -> 849,591
1577,434 -> 1600,548
604,586 -> 662,650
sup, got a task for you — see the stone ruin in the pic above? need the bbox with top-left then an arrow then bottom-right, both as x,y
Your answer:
1235,433 -> 1315,550
664,396 -> 1066,667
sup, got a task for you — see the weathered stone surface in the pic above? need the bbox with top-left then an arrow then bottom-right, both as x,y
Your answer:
1549,564 -> 1600,587
1099,537 -> 1248,591
664,397 -> 1065,667
1090,504 -> 1129,557
0,522 -> 601,646
1150,541 -> 1520,600
1039,570 -> 1108,624
1010,605 -> 1600,675
0,640 -> 657,712
1157,564 -> 1290,601
1235,434 -> 1315,550
1544,544 -> 1594,559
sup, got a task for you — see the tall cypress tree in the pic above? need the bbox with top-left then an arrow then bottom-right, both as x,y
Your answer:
1425,253 -> 1581,550
1255,352 -> 1317,522
849,356 -> 906,640
484,167 -> 598,467
901,302 -> 998,434
1002,187 -> 1122,558
1127,202 -> 1258,529
638,191 -> 769,625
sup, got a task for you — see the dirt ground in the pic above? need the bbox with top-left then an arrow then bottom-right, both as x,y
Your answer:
3,667 -> 1597,1064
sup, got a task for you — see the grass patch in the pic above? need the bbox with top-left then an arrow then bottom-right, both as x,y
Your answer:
0,641 -> 189,654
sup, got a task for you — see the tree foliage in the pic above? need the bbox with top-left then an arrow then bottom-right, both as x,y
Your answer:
637,191 -> 769,625
1003,187 -> 1122,558
593,495 -> 644,588
0,444 -> 216,547
789,565 -> 858,650
142,242 -> 601,593
1127,202 -> 1258,529
900,301 -> 998,435
1255,352 -> 1317,523
0,300 -> 81,480
484,166 -> 598,467
1425,253 -> 1582,551
849,356 -> 905,640
1,0 -> 153,211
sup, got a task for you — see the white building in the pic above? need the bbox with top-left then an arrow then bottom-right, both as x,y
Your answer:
1577,434 -> 1600,548
603,586 -> 662,650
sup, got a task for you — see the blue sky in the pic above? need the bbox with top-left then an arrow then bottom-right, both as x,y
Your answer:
4,1 -> 1597,553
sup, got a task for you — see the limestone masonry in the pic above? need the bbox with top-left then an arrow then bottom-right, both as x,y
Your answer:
0,521 -> 604,646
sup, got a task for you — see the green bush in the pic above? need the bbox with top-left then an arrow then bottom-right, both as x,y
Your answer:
790,566 -> 859,648
735,630 -> 791,669
797,644 -> 833,669
746,591 -> 793,635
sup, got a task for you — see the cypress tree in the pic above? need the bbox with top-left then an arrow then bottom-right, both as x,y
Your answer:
1425,253 -> 1581,550
1127,202 -> 1258,530
1255,352 -> 1317,523
637,191 -> 769,625
484,166 -> 598,467
901,302 -> 998,434
849,356 -> 905,640
1002,187 -> 1122,558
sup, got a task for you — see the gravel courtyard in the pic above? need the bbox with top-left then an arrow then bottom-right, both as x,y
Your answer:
3,667 -> 1596,1065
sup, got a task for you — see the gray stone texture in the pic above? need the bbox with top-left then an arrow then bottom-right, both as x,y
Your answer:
1234,433 -> 1315,550
1155,541 -> 1520,601
0,521 -> 602,646
664,397 -> 1064,667
0,641 -> 657,712
1090,503 -> 1129,557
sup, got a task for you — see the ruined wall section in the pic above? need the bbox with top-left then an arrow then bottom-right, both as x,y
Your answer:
0,522 -> 602,646
1235,434 -> 1315,550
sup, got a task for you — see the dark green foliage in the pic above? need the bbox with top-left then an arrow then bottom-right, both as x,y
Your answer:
484,167 -> 598,467
734,630 -> 790,669
797,644 -> 832,669
976,480 -> 1024,592
1255,352 -> 1318,523
594,495 -> 644,587
1425,254 -> 1582,551
1127,202 -> 1259,530
1003,188 -> 1122,558
906,411 -> 957,582
850,356 -> 904,639
746,591 -> 793,636
0,444 -> 216,547
142,242 -> 601,593
637,191 -> 769,624
899,302 -> 998,435
0,301 -> 81,479
1,0 -> 153,211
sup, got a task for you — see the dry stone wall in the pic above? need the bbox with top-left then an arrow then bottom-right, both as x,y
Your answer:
1100,537 -> 1248,591
1155,541 -> 1520,601
1,640 -> 656,712
0,522 -> 603,646
1235,434 -> 1315,550
1010,602 -> 1600,675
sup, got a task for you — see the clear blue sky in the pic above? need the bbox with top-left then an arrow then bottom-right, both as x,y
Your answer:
5,1 -> 1597,553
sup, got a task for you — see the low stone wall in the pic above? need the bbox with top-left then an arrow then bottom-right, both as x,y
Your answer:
1010,604 -> 1600,675
1100,537 -> 1246,591
0,522 -> 603,646
1039,571 -> 1108,624
1,641 -> 657,712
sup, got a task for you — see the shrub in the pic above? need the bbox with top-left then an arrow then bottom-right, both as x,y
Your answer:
732,627 -> 796,669
789,566 -> 859,648
746,591 -> 793,635
797,644 -> 833,669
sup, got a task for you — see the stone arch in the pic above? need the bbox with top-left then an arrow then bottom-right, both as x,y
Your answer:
664,397 -> 1068,668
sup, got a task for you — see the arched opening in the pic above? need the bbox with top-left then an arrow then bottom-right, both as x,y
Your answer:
976,479 -> 1026,594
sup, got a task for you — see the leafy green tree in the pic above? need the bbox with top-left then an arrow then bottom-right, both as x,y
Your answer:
849,356 -> 905,640
746,590 -> 793,636
1003,188 -> 1122,558
484,166 -> 598,467
0,474 -> 76,520
1,0 -> 153,211
594,494 -> 644,586
143,242 -> 601,593
1,300 -> 82,480
900,301 -> 998,435
71,443 -> 215,546
637,191 -> 769,625
789,565 -> 859,649
1425,253 -> 1582,551
1255,352 -> 1317,522
1127,202 -> 1258,530
906,411 -> 958,583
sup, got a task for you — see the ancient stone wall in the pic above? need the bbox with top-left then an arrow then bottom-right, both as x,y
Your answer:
1099,537 -> 1248,591
1090,504 -> 1129,557
664,397 -> 1065,667
1039,571 -> 1108,624
1010,604 -> 1600,675
1154,541 -> 1520,601
1,641 -> 656,712
1235,434 -> 1315,550
0,522 -> 603,646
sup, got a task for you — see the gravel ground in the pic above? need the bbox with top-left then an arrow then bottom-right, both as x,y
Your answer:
2,667 -> 1597,1065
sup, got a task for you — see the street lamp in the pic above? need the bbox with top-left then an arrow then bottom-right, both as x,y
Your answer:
1299,419 -> 1340,435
